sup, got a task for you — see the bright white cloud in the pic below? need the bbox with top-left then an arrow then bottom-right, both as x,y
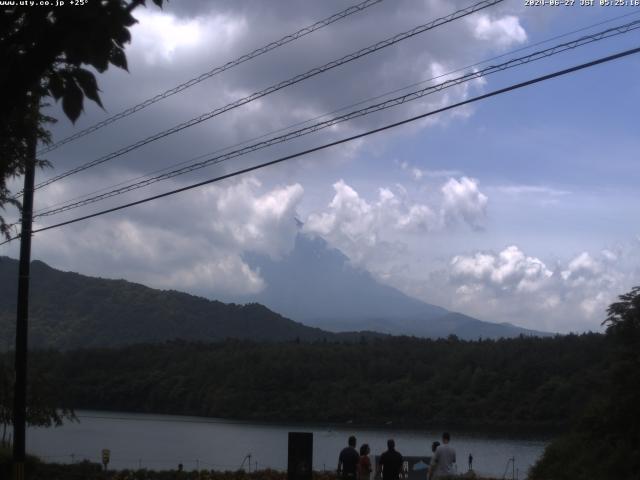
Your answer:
441,177 -> 488,229
131,9 -> 247,65
205,178 -> 304,259
443,245 -> 636,332
451,245 -> 553,293
304,177 -> 487,265
470,14 -> 527,48
561,252 -> 601,282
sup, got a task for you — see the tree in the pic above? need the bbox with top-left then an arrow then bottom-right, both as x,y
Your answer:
530,286 -> 640,480
0,357 -> 74,447
0,0 -> 164,238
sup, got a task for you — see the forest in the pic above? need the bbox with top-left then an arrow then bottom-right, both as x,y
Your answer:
1,333 -> 608,432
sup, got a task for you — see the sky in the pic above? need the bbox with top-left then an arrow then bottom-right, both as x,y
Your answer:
2,0 -> 640,333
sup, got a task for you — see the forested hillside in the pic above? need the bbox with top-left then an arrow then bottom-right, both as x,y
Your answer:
7,333 -> 609,432
0,257 -> 341,349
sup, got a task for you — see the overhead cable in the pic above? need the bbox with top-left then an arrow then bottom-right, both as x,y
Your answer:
1,45 -> 636,246
28,0 -> 503,194
32,20 -> 640,219
33,9 -> 640,216
37,0 -> 385,155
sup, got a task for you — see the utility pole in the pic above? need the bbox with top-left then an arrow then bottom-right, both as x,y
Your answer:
12,93 -> 38,480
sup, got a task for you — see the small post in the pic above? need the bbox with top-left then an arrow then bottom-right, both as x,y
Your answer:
102,449 -> 110,471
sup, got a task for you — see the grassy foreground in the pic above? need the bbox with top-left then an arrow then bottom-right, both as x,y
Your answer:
1,448 -> 498,480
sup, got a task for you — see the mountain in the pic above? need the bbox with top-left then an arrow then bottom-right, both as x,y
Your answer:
235,233 -> 551,339
0,256 -> 345,350
0,233 -> 550,350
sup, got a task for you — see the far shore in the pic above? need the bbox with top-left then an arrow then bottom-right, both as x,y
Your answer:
67,409 -> 559,439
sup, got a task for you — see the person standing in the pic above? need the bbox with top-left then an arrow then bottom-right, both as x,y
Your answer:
378,439 -> 403,480
358,444 -> 372,480
428,432 -> 456,479
338,435 -> 359,480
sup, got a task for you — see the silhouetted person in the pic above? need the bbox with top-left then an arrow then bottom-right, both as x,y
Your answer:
468,453 -> 473,471
358,443 -> 372,480
378,439 -> 403,480
338,435 -> 359,480
428,432 -> 456,479
431,441 -> 440,453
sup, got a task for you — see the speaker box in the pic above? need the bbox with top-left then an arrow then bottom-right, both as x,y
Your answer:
288,432 -> 313,480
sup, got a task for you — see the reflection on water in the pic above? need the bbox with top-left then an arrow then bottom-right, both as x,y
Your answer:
27,410 -> 549,478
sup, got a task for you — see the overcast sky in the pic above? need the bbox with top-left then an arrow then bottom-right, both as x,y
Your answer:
2,0 -> 640,333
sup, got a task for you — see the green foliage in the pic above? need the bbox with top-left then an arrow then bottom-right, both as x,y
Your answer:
0,0 -> 164,238
0,355 -> 76,444
3,333 -> 608,432
530,286 -> 640,480
0,257 -> 344,349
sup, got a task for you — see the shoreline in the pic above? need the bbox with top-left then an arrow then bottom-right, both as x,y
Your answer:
68,408 -> 557,440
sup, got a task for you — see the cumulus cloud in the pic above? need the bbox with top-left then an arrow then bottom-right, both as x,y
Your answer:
469,14 -> 527,48
442,245 -> 636,332
204,178 -> 304,259
451,245 -> 552,293
25,178 -> 305,298
441,177 -> 488,229
303,177 -> 487,265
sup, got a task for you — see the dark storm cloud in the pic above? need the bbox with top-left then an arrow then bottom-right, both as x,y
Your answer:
37,0 -> 526,185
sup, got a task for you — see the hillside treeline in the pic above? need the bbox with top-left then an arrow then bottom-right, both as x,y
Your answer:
5,333 -> 610,431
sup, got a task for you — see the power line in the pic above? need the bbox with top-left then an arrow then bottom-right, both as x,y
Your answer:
31,20 -> 640,219
2,45 -> 636,246
37,0 -> 385,155
31,9 -> 640,217
27,0 -> 503,194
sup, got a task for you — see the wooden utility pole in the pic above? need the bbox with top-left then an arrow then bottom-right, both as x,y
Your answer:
12,94 -> 38,480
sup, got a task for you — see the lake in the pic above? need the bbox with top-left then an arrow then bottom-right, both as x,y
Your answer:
26,410 -> 549,478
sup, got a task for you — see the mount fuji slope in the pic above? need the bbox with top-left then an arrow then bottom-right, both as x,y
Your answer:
238,234 -> 551,339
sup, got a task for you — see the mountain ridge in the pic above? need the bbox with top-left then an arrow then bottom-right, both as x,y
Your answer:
0,237 -> 550,350
236,233 -> 551,339
0,256 -> 346,350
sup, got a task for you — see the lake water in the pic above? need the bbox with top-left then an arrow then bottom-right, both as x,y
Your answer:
26,410 -> 549,478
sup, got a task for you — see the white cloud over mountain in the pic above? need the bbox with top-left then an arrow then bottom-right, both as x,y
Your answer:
303,176 -> 487,265
444,245 -> 638,332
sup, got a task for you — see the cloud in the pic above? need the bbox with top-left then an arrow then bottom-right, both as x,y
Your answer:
441,177 -> 488,229
205,178 -> 304,259
22,178 -> 306,298
160,256 -> 265,295
131,9 -> 247,65
303,177 -> 488,265
399,160 -> 462,180
443,245 -> 637,332
451,245 -> 552,293
496,185 -> 571,197
469,14 -> 527,49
